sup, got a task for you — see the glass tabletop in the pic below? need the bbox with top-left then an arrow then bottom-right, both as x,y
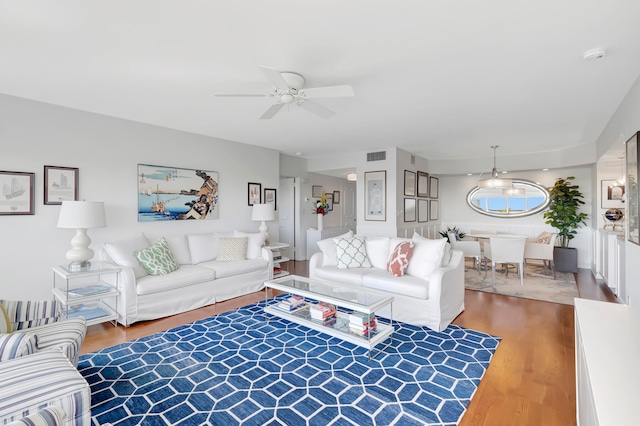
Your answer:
266,275 -> 392,311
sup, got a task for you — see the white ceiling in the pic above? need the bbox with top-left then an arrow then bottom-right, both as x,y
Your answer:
1,0 -> 639,169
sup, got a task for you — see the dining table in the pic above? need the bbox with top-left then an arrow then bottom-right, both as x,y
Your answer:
466,234 -> 528,275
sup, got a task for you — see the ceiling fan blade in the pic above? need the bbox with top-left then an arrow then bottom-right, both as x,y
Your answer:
299,85 -> 355,99
258,65 -> 290,91
297,100 -> 335,119
215,93 -> 270,98
260,102 -> 285,120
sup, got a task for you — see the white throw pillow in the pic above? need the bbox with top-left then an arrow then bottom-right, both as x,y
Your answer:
335,236 -> 372,269
162,235 -> 192,265
413,232 -> 451,266
187,234 -> 220,264
406,237 -> 448,279
217,237 -> 248,261
364,236 -> 391,269
233,230 -> 266,259
317,230 -> 353,266
103,233 -> 150,279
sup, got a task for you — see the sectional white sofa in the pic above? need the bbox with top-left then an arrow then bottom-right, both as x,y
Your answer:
101,231 -> 272,326
309,232 -> 465,331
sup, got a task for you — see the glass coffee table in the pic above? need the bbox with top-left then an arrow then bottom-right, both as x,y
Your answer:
264,275 -> 394,360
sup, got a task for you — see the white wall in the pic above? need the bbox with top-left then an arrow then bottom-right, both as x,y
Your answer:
0,94 -> 279,300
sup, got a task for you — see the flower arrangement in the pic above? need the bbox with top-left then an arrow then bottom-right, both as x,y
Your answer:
316,192 -> 329,215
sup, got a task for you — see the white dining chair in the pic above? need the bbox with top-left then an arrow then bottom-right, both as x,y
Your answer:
448,232 -> 482,274
524,233 -> 557,279
483,236 -> 527,285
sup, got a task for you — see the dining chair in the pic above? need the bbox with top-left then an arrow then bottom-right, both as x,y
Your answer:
524,233 -> 557,279
483,236 -> 527,285
448,232 -> 482,274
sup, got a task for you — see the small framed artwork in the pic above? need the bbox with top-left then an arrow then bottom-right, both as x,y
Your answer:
601,180 -> 625,209
44,165 -> 78,205
248,182 -> 261,206
429,199 -> 439,221
418,199 -> 429,222
417,171 -> 429,197
326,193 -> 334,211
264,188 -> 277,210
404,170 -> 416,196
365,170 -> 386,221
429,176 -> 439,199
0,171 -> 35,215
333,190 -> 340,204
404,198 -> 416,222
312,185 -> 323,198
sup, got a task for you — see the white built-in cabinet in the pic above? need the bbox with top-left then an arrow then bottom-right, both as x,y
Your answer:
595,229 -> 625,299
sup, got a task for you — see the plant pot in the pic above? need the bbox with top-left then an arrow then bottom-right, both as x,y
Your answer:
553,247 -> 578,273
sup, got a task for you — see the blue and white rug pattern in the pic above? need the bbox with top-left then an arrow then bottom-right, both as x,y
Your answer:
79,299 -> 500,425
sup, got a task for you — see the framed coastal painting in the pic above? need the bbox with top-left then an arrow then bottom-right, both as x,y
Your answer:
0,171 -> 35,215
404,170 -> 416,196
417,171 -> 429,197
264,188 -> 277,210
248,182 -> 261,206
365,170 -> 386,221
137,164 -> 219,222
44,165 -> 78,205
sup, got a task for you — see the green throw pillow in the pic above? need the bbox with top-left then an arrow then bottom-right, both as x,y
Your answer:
335,236 -> 372,269
135,238 -> 179,275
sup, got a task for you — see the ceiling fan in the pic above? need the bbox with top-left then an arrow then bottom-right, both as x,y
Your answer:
215,65 -> 355,119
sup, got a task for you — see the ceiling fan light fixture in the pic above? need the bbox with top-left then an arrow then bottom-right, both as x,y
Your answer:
281,93 -> 294,104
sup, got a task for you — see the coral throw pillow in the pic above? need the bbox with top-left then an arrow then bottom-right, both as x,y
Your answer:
387,241 -> 414,277
535,232 -> 554,244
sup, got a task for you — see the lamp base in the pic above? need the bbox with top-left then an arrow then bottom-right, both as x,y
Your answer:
68,260 -> 92,272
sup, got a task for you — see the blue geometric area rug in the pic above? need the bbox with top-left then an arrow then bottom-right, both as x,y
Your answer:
79,299 -> 500,425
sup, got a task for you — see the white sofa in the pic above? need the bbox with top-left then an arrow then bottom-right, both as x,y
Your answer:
309,232 -> 465,331
101,231 -> 273,326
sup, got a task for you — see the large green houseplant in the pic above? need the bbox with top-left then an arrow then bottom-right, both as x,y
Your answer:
543,176 -> 588,272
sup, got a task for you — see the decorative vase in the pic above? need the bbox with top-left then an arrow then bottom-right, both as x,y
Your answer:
317,213 -> 323,231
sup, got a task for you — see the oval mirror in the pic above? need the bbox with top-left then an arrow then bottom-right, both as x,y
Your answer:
466,179 -> 550,218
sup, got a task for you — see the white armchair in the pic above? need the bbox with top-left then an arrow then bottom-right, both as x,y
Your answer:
524,233 -> 557,279
448,232 -> 482,274
484,236 -> 527,286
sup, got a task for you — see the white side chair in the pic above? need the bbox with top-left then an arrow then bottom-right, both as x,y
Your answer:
448,232 -> 482,274
524,233 -> 557,279
484,236 -> 527,286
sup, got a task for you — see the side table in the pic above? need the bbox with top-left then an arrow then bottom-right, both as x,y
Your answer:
265,242 -> 290,278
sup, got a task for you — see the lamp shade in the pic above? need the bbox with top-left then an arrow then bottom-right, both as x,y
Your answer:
251,203 -> 275,221
57,201 -> 106,229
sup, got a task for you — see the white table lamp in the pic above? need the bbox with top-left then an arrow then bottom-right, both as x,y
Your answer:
57,201 -> 106,271
251,203 -> 275,244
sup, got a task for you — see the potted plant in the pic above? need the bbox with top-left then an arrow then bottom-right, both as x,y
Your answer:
543,176 -> 588,273
439,226 -> 466,243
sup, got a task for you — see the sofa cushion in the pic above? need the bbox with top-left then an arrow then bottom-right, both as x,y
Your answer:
413,232 -> 451,266
163,235 -> 192,265
311,266 -> 370,287
364,237 -> 390,270
199,258 -> 269,279
136,265 -> 215,295
406,237 -> 448,280
0,332 -> 37,361
317,230 -> 353,267
103,233 -> 150,279
135,238 -> 179,276
535,231 -> 554,244
362,271 -> 430,299
234,231 -> 266,259
187,234 -> 219,264
217,237 -> 248,261
387,241 -> 414,277
335,236 -> 372,269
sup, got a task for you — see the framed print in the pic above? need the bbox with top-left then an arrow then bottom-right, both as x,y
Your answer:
601,180 -> 625,209
365,170 -> 386,221
626,132 -> 639,245
417,171 -> 429,197
312,185 -> 323,198
418,199 -> 429,222
248,182 -> 262,206
326,193 -> 334,211
44,165 -> 78,205
404,170 -> 416,196
0,171 -> 34,215
404,198 -> 416,222
264,188 -> 277,210
137,164 -> 219,221
429,176 -> 439,199
429,199 -> 439,221
333,190 -> 340,204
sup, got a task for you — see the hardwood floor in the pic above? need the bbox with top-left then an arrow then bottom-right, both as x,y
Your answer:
81,261 -> 616,425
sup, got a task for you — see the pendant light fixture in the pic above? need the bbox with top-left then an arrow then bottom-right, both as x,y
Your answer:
478,145 -> 512,188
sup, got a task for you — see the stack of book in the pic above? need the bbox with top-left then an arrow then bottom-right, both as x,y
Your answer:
273,295 -> 308,313
349,312 -> 377,336
272,251 -> 282,261
309,302 -> 337,326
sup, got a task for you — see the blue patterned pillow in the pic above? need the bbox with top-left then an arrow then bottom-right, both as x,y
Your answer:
135,238 -> 179,275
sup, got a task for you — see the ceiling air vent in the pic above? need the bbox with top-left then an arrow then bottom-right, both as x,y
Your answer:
367,151 -> 386,162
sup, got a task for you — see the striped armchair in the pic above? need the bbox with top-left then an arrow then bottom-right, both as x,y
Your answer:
0,299 -> 86,367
